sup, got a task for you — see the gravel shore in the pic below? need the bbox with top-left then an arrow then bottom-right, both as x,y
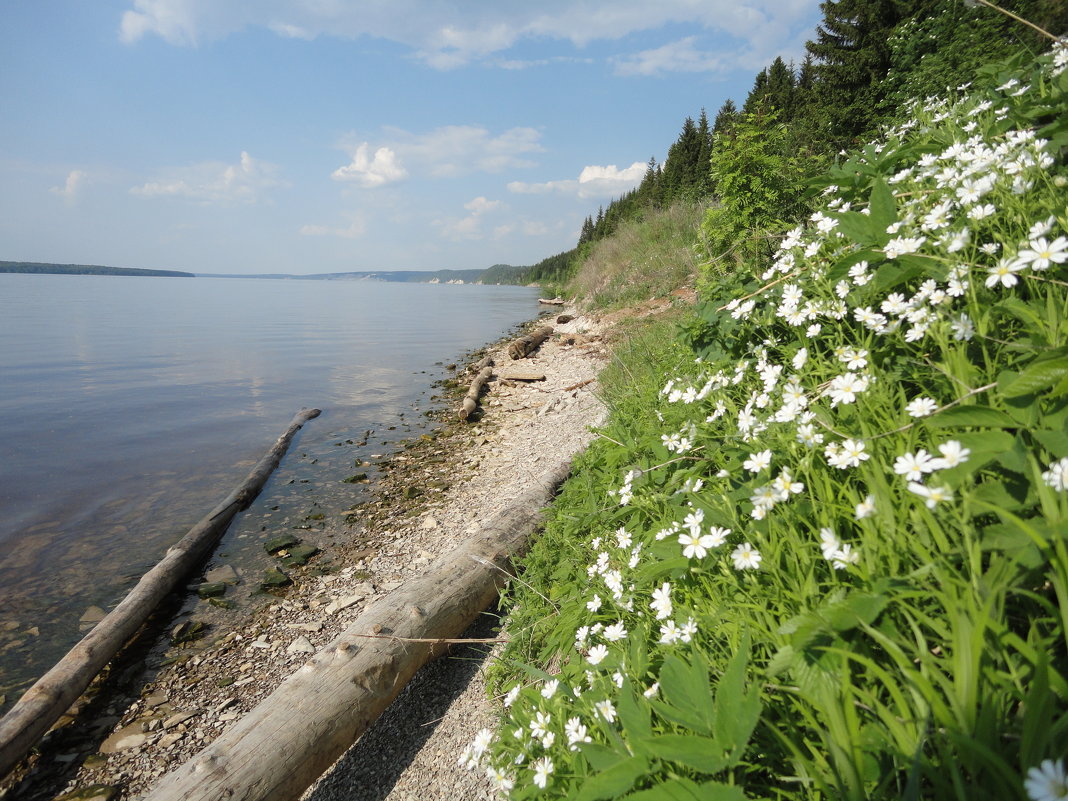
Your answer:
13,307 -> 608,801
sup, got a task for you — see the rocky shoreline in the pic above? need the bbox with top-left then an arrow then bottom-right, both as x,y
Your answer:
5,306 -> 610,801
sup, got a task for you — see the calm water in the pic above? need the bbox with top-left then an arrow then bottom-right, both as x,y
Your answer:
0,273 -> 540,701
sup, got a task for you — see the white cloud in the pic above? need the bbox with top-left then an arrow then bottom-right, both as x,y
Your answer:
131,151 -> 285,203
51,170 -> 87,203
437,195 -> 503,241
117,0 -> 818,71
613,37 -> 726,77
335,125 -> 543,182
509,161 -> 646,199
331,144 -> 408,188
299,214 -> 365,239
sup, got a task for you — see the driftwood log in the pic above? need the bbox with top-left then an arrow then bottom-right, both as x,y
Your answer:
140,457 -> 576,801
508,326 -> 553,360
538,297 -> 565,305
0,408 -> 322,780
458,366 -> 493,420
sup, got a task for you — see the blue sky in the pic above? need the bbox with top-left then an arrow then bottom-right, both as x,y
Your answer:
0,1 -> 823,275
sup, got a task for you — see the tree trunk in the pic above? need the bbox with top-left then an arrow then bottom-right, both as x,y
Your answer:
140,457 -> 574,801
508,326 -> 553,360
0,408 -> 321,780
458,366 -> 493,420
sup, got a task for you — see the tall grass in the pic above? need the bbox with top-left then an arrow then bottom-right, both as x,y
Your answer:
567,202 -> 704,309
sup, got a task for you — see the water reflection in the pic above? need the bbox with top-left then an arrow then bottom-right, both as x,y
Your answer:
0,274 -> 540,700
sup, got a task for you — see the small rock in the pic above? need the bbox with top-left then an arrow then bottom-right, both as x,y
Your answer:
79,606 -> 107,625
325,595 -> 364,615
421,516 -> 438,530
264,534 -> 301,554
163,710 -> 199,729
157,731 -> 184,748
287,636 -> 315,654
281,544 -> 320,567
261,567 -> 292,589
55,785 -> 119,801
205,565 -> 240,585
143,691 -> 169,708
197,582 -> 227,599
286,621 -> 324,633
402,486 -> 423,500
99,722 -> 152,753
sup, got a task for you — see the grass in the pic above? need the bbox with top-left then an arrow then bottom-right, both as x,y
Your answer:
567,202 -> 705,310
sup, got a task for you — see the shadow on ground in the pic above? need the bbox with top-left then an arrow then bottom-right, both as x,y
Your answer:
305,609 -> 502,801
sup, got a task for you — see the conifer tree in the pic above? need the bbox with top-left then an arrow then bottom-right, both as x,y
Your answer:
662,116 -> 704,201
713,99 -> 739,138
805,0 -> 905,149
696,108 -> 714,198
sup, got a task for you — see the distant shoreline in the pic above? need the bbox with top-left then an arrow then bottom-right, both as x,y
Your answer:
0,261 -> 532,285
0,261 -> 194,279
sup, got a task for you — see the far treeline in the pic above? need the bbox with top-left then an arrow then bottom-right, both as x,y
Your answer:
0,261 -> 194,279
517,0 -> 1068,287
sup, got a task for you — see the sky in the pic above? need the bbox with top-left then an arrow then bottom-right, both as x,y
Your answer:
0,1 -> 823,275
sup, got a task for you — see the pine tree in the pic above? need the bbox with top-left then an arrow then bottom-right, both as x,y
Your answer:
805,0 -> 906,149
713,99 -> 739,138
661,116 -> 704,201
695,108 -> 714,198
765,57 -> 796,115
742,68 -> 770,114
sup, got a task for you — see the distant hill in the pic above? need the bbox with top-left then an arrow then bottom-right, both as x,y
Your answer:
479,264 -> 531,284
0,261 -> 194,278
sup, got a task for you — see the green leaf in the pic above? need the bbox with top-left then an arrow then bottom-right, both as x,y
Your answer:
640,734 -> 729,774
713,636 -> 761,759
659,654 -> 714,734
649,698 -> 713,736
925,406 -> 1016,429
695,781 -> 747,801
578,742 -> 629,772
834,211 -> 880,246
574,756 -> 649,801
1000,355 -> 1068,397
824,592 -> 888,632
871,258 -> 925,294
617,682 -> 653,741
868,177 -> 897,232
623,777 -> 707,801
1033,429 -> 1068,459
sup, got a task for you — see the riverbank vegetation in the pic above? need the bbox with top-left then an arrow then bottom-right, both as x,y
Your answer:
466,2 -> 1068,799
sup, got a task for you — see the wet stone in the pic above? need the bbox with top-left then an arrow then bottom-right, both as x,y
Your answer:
264,534 -> 300,554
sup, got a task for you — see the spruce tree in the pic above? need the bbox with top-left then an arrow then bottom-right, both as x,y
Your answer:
805,0 -> 905,149
713,99 -> 739,138
696,108 -> 714,198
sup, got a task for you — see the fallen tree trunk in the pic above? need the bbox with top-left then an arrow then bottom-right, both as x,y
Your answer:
458,366 -> 493,420
538,297 -> 565,305
0,407 -> 322,780
508,325 -> 553,360
141,457 -> 575,801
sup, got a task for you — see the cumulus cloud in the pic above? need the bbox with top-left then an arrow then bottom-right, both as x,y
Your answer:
508,161 -> 645,199
335,126 -> 543,183
116,0 -> 817,71
51,170 -> 87,202
331,144 -> 408,188
131,151 -> 286,203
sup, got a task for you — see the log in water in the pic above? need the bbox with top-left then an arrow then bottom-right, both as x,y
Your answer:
0,408 -> 321,780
